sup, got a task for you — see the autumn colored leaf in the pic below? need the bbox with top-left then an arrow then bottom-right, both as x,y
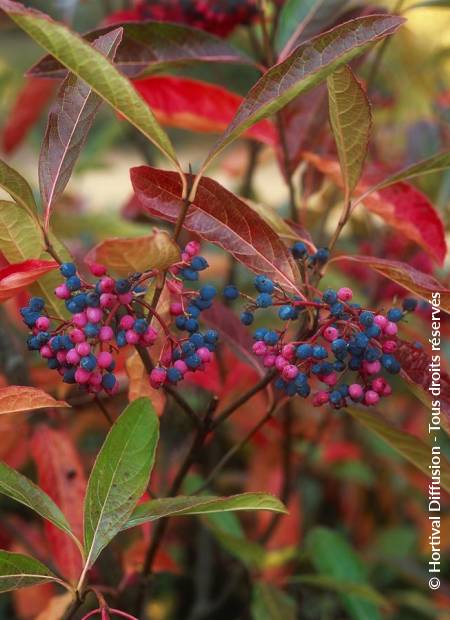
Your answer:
35,592 -> 73,620
133,76 -> 277,146
1,77 -> 56,154
85,229 -> 180,276
29,20 -> 255,79
0,259 -> 58,302
202,15 -> 404,171
30,426 -> 87,583
304,154 -> 447,264
0,386 -> 68,415
131,167 -> 302,294
332,255 -> 450,312
0,159 -> 38,219
126,351 -> 166,415
327,66 -> 371,201
39,28 -> 123,230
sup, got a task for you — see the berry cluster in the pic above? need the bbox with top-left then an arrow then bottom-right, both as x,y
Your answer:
232,267 -> 418,408
21,241 -> 218,395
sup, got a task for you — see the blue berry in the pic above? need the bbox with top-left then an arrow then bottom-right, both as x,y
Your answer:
27,336 -> 40,350
387,308 -> 403,322
274,377 -> 286,391
191,256 -> 208,271
241,311 -> 254,325
331,339 -> 346,354
338,384 -> 349,397
189,333 -> 204,348
254,275 -> 274,294
29,297 -> 45,312
223,285 -> 239,300
23,311 -> 39,327
176,316 -> 187,330
116,330 -> 127,347
365,347 -> 381,362
204,330 -> 219,344
359,311 -> 374,326
50,336 -> 63,351
349,357 -> 362,370
61,335 -> 72,350
115,279 -> 131,294
186,354 -> 201,370
80,354 -> 97,371
312,345 -> 327,359
200,285 -> 217,300
285,382 -> 297,397
291,241 -> 307,258
180,268 -> 199,281
322,289 -> 337,305
133,318 -> 147,334
182,342 -> 196,356
63,368 -> 77,384
254,328 -> 268,341
66,276 -> 81,291
86,292 -> 100,307
354,333 -> 369,350
296,344 -> 313,359
256,293 -> 272,308
364,325 -> 381,338
278,305 -> 294,320
329,390 -> 342,405
330,302 -> 344,317
263,331 -> 279,345
187,304 -> 201,318
297,382 -> 311,398
185,318 -> 199,333
102,373 -> 116,390
60,262 -> 76,278
193,298 -> 212,311
167,367 -> 183,383
381,354 -> 400,374
312,248 -> 329,265
402,298 -> 418,312
84,323 -> 100,338
47,358 -> 59,370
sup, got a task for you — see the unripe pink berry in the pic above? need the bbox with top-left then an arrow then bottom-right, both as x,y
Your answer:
40,345 -> 53,359
181,252 -> 190,262
174,360 -> 188,375
383,340 -> 397,353
197,347 -> 211,362
313,391 -> 329,406
364,390 -> 380,406
35,316 -> 50,331
99,326 -> 114,342
72,312 -> 87,328
263,354 -> 276,367
86,307 -> 102,323
100,293 -> 116,308
364,360 -> 381,375
372,377 -> 387,394
142,327 -> 157,345
125,329 -> 140,344
97,351 -> 113,369
149,367 -> 166,388
323,326 -> 339,342
253,341 -> 267,356
89,372 -> 103,387
69,329 -> 85,344
384,321 -> 398,336
76,342 -> 91,356
282,364 -> 298,380
99,277 -> 115,293
75,368 -> 91,384
56,351 -> 67,364
120,315 -> 134,330
349,384 -> 363,401
275,355 -> 288,370
282,344 -> 296,360
322,371 -> 337,386
337,287 -> 352,301
382,383 -> 392,396
185,240 -> 200,256
55,284 -> 70,299
170,302 -> 183,316
66,349 -> 80,365
89,263 -> 106,277
374,314 -> 387,328
118,293 -> 133,305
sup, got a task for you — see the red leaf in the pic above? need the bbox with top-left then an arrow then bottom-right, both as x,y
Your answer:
333,255 -> 450,312
131,167 -> 302,294
30,426 -> 86,583
304,153 -> 447,264
133,76 -> 277,146
0,259 -> 58,302
1,77 -> 56,154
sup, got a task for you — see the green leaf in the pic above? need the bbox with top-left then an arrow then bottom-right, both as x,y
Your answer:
306,527 -> 382,620
0,201 -> 68,318
0,0 -> 179,169
0,159 -> 38,219
327,66 -> 371,201
346,406 -> 450,494
83,397 -> 159,568
0,551 -> 60,593
290,575 -> 388,607
201,15 -> 404,172
0,461 -> 81,549
123,493 -> 288,530
251,582 -> 297,620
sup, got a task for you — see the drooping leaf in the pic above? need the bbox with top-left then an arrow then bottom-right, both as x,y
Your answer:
125,352 -> 166,414
304,154 -> 447,264
0,201 -> 68,317
123,493 -> 287,530
84,229 -> 180,276
290,575 -> 388,607
251,582 -> 297,620
31,426 -> 87,583
0,460 -> 78,545
1,77 -> 56,154
332,255 -> 450,312
201,15 -> 404,170
0,159 -> 38,218
133,76 -> 277,146
0,0 -> 179,169
0,386 -> 68,415
39,28 -> 123,229
0,259 -> 58,302
83,397 -> 159,568
306,527 -> 382,620
276,0 -> 350,58
29,20 -> 255,79
345,407 -> 450,494
327,66 -> 371,201
131,167 -> 302,294
0,551 -> 59,593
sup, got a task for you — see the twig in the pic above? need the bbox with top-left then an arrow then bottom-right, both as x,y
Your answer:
328,198 -> 351,252
94,396 -> 114,425
276,114 -> 298,222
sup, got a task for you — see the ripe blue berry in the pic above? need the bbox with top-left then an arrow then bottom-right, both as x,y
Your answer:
296,344 -> 313,359
240,311 -> 254,325
180,268 -> 199,281
322,289 -> 337,305
402,298 -> 418,312
102,373 -> 116,390
29,297 -> 45,312
191,256 -> 209,271
223,285 -> 239,300
312,247 -> 329,265
312,345 -> 327,359
66,275 -> 81,291
186,354 -> 201,369
189,333 -> 204,348
60,262 -> 76,278
291,241 -> 307,258
278,305 -> 294,320
133,318 -> 148,334
176,316 -> 187,330
263,330 -> 279,345
204,330 -> 219,344
115,278 -> 131,294
254,275 -> 274,294
200,285 -> 217,300
359,311 -> 374,326
256,293 -> 272,308
80,354 -> 97,371
187,304 -> 201,318
167,367 -> 183,383
185,318 -> 199,333
387,308 -> 403,322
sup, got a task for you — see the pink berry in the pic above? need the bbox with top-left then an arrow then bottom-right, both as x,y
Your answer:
181,252 -> 190,262
275,355 -> 288,371
40,345 -> 53,359
75,368 -> 91,384
372,377 -> 387,394
125,329 -> 140,345
364,360 -> 381,375
263,354 -> 276,367
69,329 -> 85,344
55,284 -> 70,300
89,372 -> 103,387
97,351 -> 113,369
99,326 -> 114,342
322,372 -> 337,386
56,351 -> 67,364
170,302 -> 183,316
323,326 -> 339,342
384,321 -> 398,336
100,293 -> 116,308
364,390 -> 380,406
66,349 -> 80,365
252,341 -> 267,356
76,342 -> 91,356
382,383 -> 392,396
99,277 -> 115,293
120,315 -> 134,330
348,384 -> 363,401
72,312 -> 87,328
35,316 -> 50,331
89,263 -> 106,277
86,307 -> 102,323
185,240 -> 200,257
174,360 -> 188,374
282,344 -> 296,360
337,287 -> 352,301
142,327 -> 158,345
374,314 -> 387,328
149,367 -> 166,388
282,364 -> 298,380
313,391 -> 329,406
118,293 -> 133,305
383,340 -> 397,353
197,347 -> 211,362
